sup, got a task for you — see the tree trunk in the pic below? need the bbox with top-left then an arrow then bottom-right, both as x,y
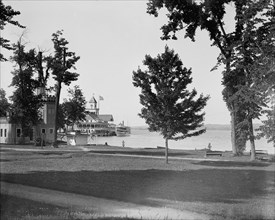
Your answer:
248,118 -> 256,161
224,56 -> 238,156
273,102 -> 275,149
165,138 -> 169,164
230,108 -> 237,156
52,81 -> 61,148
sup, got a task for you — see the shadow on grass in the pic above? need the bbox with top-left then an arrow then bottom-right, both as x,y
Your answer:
1,169 -> 274,206
193,161 -> 271,167
36,151 -> 68,156
0,159 -> 12,162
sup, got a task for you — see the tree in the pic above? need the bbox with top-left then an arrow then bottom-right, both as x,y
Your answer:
9,40 -> 42,140
50,30 -> 80,147
226,1 -> 275,160
0,88 -> 10,117
0,0 -> 25,61
133,46 -> 209,163
147,0 -> 273,156
62,85 -> 86,130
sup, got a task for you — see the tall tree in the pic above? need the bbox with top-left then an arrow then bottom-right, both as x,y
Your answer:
9,40 -> 42,140
226,1 -> 275,159
133,46 -> 209,163
50,30 -> 80,147
62,85 -> 86,130
147,0 -> 273,156
0,0 -> 25,61
0,88 -> 10,117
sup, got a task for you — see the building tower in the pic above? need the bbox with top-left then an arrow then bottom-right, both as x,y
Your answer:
87,96 -> 99,115
35,85 -> 56,143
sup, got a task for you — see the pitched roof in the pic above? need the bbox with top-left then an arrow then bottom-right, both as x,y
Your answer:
89,97 -> 97,104
98,114 -> 114,122
85,112 -> 99,121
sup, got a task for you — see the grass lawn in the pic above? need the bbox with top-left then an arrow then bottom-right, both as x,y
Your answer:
1,146 -> 275,219
0,194 -> 139,220
1,194 -> 73,220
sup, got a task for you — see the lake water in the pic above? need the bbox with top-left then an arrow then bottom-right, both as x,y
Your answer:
89,125 -> 275,154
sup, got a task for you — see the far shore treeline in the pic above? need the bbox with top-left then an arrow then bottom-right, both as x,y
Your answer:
132,124 -> 264,131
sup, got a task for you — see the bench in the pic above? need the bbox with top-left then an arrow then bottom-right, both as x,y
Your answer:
205,151 -> 223,157
157,146 -> 165,149
250,150 -> 268,156
251,150 -> 269,160
256,150 -> 268,155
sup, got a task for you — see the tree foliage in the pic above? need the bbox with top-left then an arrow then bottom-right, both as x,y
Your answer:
257,99 -> 275,147
254,11 -> 275,147
0,0 -> 25,61
57,104 -> 66,130
133,46 -> 209,163
62,85 -> 86,129
9,40 -> 42,137
51,30 -> 80,85
0,88 -> 10,117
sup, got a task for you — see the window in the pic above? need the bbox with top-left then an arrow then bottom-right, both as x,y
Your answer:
41,128 -> 46,134
16,129 -> 21,137
49,109 -> 55,115
4,129 -> 7,137
49,128 -> 53,134
0,129 -> 2,137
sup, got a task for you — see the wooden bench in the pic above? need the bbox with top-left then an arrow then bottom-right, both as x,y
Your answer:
250,150 -> 268,156
205,151 -> 223,157
157,146 -> 165,149
256,150 -> 268,155
251,150 -> 269,160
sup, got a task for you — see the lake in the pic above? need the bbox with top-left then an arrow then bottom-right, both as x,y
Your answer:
89,124 -> 274,154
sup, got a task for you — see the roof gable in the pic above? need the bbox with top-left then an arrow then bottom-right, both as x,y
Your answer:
84,112 -> 98,122
98,114 -> 114,122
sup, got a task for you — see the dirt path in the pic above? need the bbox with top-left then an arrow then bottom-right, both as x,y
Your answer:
1,181 -> 210,220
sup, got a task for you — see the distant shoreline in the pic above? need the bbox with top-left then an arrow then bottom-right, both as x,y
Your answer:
131,124 -> 263,130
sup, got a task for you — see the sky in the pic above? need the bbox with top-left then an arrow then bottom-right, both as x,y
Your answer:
1,0 -> 235,126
